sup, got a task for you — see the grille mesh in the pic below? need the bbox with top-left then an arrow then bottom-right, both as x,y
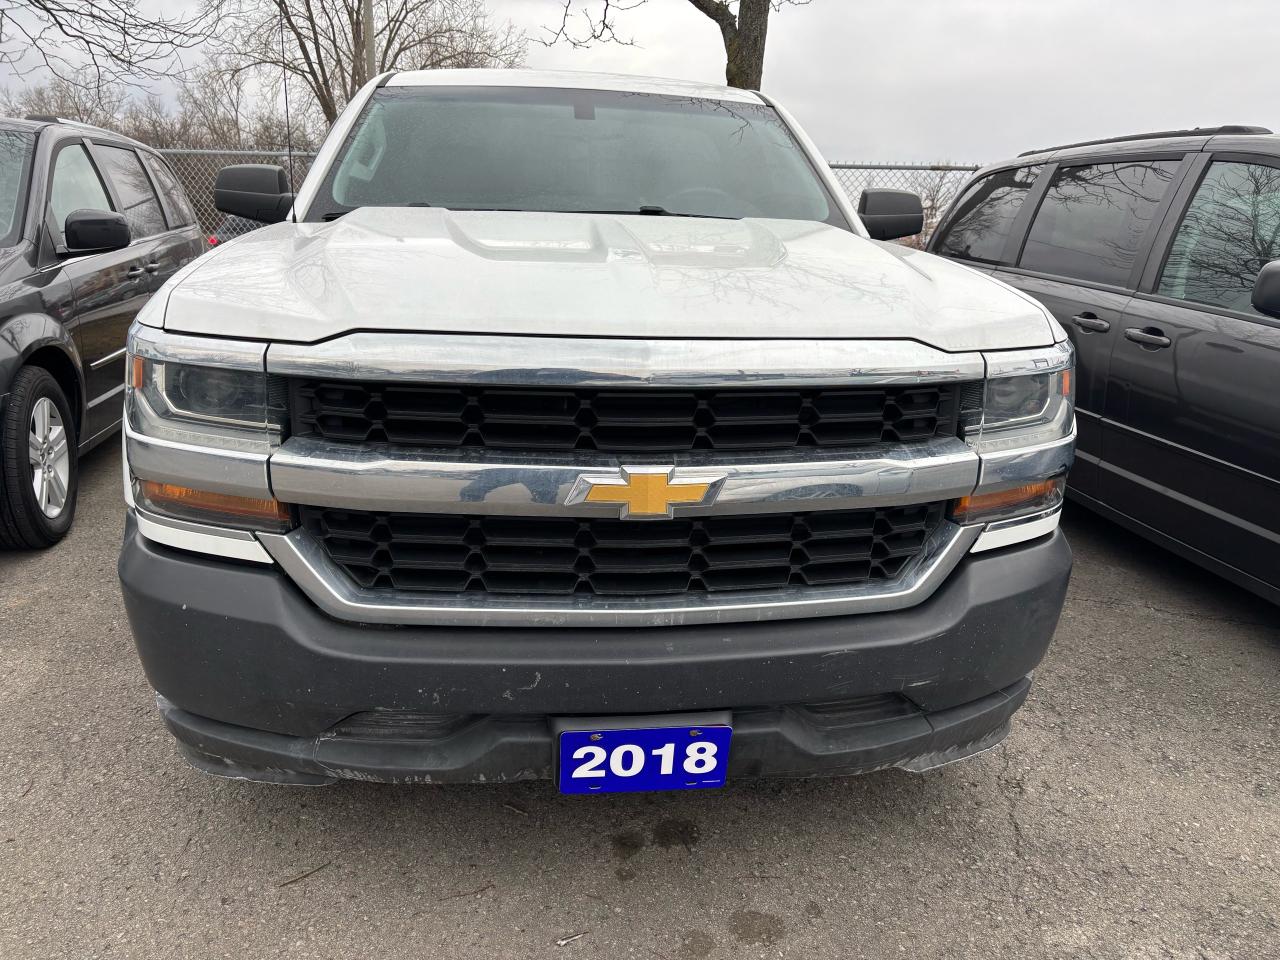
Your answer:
290,381 -> 963,453
300,504 -> 947,599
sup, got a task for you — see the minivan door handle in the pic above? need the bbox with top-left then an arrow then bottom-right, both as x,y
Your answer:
1071,313 -> 1111,333
144,262 -> 160,273
1124,327 -> 1172,349
125,266 -> 145,280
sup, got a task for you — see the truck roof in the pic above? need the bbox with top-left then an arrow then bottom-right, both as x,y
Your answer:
382,68 -> 764,105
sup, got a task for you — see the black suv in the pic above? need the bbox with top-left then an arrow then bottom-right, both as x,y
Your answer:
930,125 -> 1280,604
0,116 -> 203,548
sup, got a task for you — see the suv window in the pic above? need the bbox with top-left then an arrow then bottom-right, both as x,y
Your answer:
142,153 -> 197,228
0,130 -> 34,247
49,144 -> 113,241
1158,161 -> 1280,315
95,144 -> 166,238
934,165 -> 1041,263
1020,159 -> 1180,286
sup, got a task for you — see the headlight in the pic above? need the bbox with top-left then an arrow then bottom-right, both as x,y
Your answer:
965,342 -> 1075,454
125,324 -> 290,531
128,354 -> 284,449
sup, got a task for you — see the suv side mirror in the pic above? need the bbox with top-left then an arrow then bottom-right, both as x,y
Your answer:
214,164 -> 294,224
64,209 -> 131,255
858,189 -> 925,241
1251,260 -> 1280,318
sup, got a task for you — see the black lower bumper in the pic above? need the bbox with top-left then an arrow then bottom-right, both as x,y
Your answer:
119,516 -> 1071,785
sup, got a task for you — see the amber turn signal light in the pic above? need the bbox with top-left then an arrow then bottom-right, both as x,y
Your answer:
138,480 -> 291,524
950,477 -> 1064,524
129,354 -> 147,389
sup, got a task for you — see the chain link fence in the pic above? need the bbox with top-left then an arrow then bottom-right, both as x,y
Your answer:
829,163 -> 980,246
158,149 -> 980,245
159,148 -> 319,241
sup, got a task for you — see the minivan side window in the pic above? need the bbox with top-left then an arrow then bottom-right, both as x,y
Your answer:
95,144 -> 167,238
934,165 -> 1041,264
49,144 -> 114,241
142,153 -> 197,228
1019,160 -> 1180,287
1158,161 -> 1280,315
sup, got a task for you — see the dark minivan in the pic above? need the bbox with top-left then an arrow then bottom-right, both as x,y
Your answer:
0,116 -> 204,548
930,125 -> 1280,604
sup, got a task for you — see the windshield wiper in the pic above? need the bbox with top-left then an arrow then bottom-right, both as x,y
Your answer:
321,202 -> 433,222
580,206 -> 739,220
323,204 -> 738,220
428,205 -> 738,219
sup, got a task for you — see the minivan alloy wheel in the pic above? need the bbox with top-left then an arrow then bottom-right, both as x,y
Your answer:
28,397 -> 70,518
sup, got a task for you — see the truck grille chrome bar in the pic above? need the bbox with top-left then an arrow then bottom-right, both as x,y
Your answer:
268,435 -> 979,518
265,334 -> 986,388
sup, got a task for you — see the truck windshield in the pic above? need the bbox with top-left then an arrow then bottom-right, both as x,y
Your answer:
0,130 -> 34,247
308,86 -> 846,227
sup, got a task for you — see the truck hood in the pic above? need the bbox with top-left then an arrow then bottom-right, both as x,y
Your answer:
162,208 -> 1056,351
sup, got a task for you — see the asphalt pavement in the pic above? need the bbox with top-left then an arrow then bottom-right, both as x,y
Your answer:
1,442 -> 1276,959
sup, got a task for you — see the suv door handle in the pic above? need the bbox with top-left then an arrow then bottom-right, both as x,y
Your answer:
126,266 -> 145,279
1124,327 -> 1172,349
1071,313 -> 1111,333
144,262 -> 160,273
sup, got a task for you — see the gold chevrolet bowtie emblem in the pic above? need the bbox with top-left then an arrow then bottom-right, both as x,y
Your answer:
570,467 -> 724,519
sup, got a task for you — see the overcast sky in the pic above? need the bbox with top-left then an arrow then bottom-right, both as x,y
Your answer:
9,0 -> 1278,163
493,0 -> 1277,163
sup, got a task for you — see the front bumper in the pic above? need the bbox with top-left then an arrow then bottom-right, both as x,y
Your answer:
119,515 -> 1071,785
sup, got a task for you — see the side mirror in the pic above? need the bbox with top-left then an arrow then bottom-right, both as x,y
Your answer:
64,209 -> 130,254
858,189 -> 925,241
1251,260 -> 1280,318
214,164 -> 293,224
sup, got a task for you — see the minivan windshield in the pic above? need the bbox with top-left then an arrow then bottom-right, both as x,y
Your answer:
0,130 -> 34,247
308,86 -> 846,227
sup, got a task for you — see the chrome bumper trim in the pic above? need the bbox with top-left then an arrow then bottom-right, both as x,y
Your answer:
268,435 -> 980,517
265,334 -> 986,387
132,507 -> 273,564
971,507 -> 1062,554
256,521 -> 982,628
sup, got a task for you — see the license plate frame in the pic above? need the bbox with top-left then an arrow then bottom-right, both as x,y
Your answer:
555,712 -> 733,795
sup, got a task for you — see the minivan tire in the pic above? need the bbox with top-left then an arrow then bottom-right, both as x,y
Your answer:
0,365 -> 79,549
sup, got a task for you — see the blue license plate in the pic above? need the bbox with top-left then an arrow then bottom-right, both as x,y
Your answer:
558,724 -> 733,794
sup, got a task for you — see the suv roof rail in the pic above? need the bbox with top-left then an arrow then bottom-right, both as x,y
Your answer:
22,113 -> 144,145
1018,125 -> 1274,157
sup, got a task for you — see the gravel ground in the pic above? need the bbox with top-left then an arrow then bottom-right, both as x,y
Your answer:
1,443 -> 1276,960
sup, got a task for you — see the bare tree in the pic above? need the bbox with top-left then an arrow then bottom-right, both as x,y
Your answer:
0,0 -> 219,91
542,0 -> 812,89
209,0 -> 525,125
0,72 -> 124,128
0,70 -> 321,151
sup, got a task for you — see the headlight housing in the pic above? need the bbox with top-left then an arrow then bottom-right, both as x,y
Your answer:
128,354 -> 285,452
964,342 -> 1075,454
125,324 -> 290,531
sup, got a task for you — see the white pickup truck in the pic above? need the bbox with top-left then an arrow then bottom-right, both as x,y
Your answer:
118,70 -> 1074,791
